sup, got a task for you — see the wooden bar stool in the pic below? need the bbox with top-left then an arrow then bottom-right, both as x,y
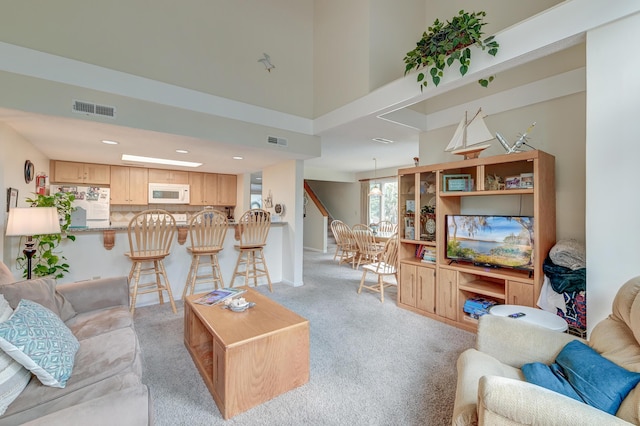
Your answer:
230,209 -> 273,292
182,209 -> 228,298
125,209 -> 177,314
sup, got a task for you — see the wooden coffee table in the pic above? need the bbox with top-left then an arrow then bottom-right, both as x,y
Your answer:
184,287 -> 309,419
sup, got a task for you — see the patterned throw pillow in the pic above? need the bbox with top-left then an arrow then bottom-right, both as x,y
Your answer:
0,295 -> 30,414
0,299 -> 79,388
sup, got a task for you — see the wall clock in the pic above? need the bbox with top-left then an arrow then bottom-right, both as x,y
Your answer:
24,160 -> 34,183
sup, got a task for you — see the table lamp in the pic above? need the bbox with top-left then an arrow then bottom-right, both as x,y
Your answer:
5,207 -> 61,279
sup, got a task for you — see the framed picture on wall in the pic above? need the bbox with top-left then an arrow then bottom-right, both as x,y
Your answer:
6,188 -> 18,212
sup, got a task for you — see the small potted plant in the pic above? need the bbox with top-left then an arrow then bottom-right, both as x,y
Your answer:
403,10 -> 499,90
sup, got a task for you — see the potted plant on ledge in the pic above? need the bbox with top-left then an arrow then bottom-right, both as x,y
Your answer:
403,10 -> 499,90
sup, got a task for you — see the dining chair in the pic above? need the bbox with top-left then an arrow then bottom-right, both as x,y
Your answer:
230,209 -> 273,292
330,220 -> 343,261
182,209 -> 228,298
352,224 -> 385,269
358,233 -> 398,302
333,221 -> 358,268
377,220 -> 397,234
125,209 -> 177,314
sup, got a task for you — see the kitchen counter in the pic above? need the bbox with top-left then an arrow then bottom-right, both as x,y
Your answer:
59,222 -> 287,309
68,220 -> 244,232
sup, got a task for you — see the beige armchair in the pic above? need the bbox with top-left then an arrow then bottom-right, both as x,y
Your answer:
452,276 -> 640,426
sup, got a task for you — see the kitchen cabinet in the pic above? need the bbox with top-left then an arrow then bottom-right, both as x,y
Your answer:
189,172 -> 218,206
50,161 -> 110,185
189,172 -> 237,206
110,166 -> 148,205
148,168 -> 189,184
216,174 -> 237,206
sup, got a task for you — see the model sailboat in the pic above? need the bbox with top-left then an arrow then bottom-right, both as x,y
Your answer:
445,108 -> 494,160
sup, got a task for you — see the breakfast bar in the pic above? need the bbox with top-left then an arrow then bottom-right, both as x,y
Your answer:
58,222 -> 286,309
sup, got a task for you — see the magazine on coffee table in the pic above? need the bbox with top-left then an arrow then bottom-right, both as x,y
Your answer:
194,287 -> 246,306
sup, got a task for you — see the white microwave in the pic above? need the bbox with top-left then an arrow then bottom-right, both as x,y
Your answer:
148,183 -> 190,204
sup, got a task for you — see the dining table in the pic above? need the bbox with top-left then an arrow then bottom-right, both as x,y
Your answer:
373,231 -> 395,243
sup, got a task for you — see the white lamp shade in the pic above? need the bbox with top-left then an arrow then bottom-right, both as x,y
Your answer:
368,185 -> 382,197
6,207 -> 61,236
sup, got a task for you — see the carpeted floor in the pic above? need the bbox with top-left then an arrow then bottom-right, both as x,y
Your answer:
134,247 -> 475,425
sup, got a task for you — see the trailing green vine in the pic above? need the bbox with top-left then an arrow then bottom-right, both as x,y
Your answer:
403,10 -> 499,90
16,192 -> 76,279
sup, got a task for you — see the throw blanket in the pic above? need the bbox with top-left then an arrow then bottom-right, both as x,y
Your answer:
549,239 -> 586,270
543,256 -> 586,293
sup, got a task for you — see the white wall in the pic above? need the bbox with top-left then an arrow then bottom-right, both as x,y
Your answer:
313,0 -> 370,116
586,13 -> 640,334
302,191 -> 327,252
420,92 -> 587,242
307,180 -> 361,227
0,1 -> 315,119
0,123 -> 50,274
262,160 -> 304,286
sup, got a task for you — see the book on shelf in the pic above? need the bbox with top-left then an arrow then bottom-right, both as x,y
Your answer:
194,287 -> 246,306
415,244 -> 436,263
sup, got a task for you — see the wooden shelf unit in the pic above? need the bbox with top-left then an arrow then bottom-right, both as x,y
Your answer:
396,150 -> 555,331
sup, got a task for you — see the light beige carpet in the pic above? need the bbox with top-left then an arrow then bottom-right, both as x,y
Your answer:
134,246 -> 475,425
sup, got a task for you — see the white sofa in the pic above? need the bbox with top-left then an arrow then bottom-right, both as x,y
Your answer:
452,276 -> 640,425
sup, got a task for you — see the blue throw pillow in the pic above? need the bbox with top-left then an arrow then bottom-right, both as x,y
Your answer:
0,299 -> 80,388
557,340 -> 640,415
522,361 -> 583,402
523,340 -> 640,415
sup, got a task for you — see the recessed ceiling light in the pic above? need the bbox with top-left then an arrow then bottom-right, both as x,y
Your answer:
372,137 -> 394,144
102,140 -> 119,145
232,156 -> 243,160
121,154 -> 202,168
175,149 -> 189,154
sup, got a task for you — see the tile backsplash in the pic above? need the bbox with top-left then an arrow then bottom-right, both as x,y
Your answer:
110,205 -> 233,225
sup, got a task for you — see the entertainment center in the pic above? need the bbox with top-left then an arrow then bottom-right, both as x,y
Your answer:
397,150 -> 555,331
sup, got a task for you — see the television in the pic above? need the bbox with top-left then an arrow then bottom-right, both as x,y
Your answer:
445,215 -> 534,271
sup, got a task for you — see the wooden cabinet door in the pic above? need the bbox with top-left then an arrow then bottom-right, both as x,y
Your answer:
51,161 -> 110,184
416,266 -> 436,313
127,167 -> 149,204
84,163 -> 110,185
507,281 -> 534,306
203,173 -> 219,205
438,268 -> 458,320
148,168 -> 189,184
51,161 -> 86,183
110,166 -> 147,205
399,263 -> 416,307
109,166 -> 129,204
216,174 -> 236,206
189,172 -> 205,205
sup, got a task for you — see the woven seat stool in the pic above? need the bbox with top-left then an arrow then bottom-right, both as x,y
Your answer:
183,209 -> 229,298
125,209 -> 177,314
230,209 -> 273,292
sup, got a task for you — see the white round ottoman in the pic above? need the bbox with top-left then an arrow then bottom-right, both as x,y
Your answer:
489,304 -> 568,332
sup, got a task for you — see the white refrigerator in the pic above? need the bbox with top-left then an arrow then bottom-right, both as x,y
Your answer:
54,185 -> 111,228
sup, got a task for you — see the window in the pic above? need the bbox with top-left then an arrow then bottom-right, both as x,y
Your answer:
368,178 -> 397,225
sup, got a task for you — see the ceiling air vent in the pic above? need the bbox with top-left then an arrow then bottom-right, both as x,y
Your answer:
72,100 -> 116,119
267,135 -> 288,147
